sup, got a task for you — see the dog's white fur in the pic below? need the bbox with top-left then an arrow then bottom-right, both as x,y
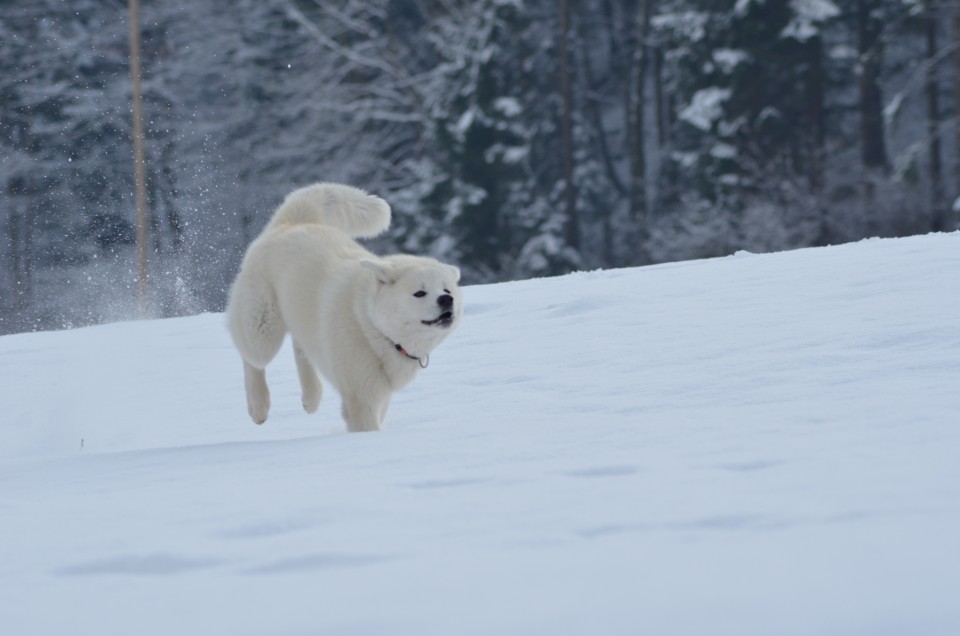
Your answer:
226,183 -> 462,432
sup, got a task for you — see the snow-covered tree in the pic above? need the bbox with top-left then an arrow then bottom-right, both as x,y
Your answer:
2,0 -> 958,335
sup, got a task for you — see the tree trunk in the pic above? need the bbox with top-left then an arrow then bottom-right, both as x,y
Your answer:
577,22 -> 626,197
558,0 -> 579,251
6,174 -> 34,331
925,0 -> 945,231
654,43 -> 668,151
856,0 -> 889,236
129,0 -> 150,316
160,142 -> 184,252
628,0 -> 653,244
23,197 -> 32,314
857,0 -> 889,172
576,14 -> 624,268
9,209 -> 22,313
952,0 -> 960,229
807,34 -> 829,245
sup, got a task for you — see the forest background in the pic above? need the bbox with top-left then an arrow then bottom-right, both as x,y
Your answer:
1,0 -> 957,335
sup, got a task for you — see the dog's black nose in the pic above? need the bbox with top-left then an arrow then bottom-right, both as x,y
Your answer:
437,294 -> 453,309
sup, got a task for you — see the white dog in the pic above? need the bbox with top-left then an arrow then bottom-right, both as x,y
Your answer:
226,183 -> 462,432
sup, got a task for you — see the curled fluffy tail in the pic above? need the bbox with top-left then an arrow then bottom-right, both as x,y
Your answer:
264,182 -> 390,238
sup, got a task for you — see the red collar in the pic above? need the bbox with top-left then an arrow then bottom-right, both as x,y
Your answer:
394,343 -> 429,369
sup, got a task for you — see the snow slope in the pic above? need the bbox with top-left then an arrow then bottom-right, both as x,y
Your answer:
1,233 -> 959,635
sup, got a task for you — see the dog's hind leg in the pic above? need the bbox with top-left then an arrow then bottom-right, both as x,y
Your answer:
293,340 -> 322,414
228,283 -> 285,424
244,361 -> 271,424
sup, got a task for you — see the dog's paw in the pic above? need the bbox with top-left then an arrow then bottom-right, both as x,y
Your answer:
302,387 -> 322,414
248,402 -> 269,425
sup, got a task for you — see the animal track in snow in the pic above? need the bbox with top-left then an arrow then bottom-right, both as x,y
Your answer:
57,553 -> 222,576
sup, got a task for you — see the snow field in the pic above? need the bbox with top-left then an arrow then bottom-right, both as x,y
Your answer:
1,233 -> 959,635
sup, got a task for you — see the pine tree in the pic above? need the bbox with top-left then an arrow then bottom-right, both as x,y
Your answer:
652,0 -> 839,254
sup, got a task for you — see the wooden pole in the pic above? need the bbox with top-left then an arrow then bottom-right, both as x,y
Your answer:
128,0 -> 149,317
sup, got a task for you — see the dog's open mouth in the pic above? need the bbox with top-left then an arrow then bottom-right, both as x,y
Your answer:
422,311 -> 454,328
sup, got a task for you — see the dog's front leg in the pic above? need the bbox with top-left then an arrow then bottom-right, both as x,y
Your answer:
342,392 -> 387,433
292,340 -> 322,414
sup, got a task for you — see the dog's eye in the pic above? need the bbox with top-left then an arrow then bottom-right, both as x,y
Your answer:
413,291 -> 427,298
443,289 -> 451,294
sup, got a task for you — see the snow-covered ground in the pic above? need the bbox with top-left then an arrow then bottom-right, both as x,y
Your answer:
2,233 -> 959,635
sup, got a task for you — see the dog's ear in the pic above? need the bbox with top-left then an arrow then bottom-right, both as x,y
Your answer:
445,265 -> 461,283
360,259 -> 396,285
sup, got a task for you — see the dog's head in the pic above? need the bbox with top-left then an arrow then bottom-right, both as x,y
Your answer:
361,256 -> 463,355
